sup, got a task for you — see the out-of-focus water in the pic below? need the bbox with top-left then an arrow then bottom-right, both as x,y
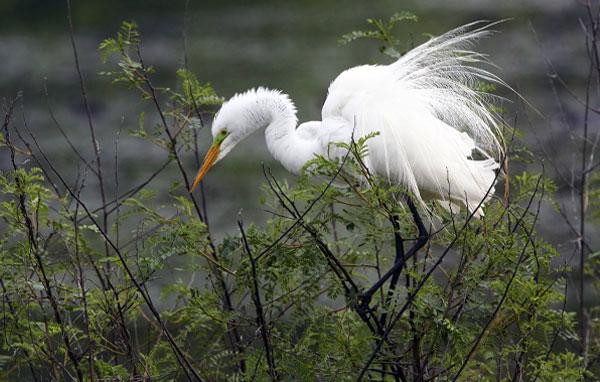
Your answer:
0,0 -> 595,255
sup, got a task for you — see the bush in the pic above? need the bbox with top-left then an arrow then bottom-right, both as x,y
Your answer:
0,15 -> 590,382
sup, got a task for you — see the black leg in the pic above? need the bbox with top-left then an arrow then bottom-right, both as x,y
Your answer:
356,195 -> 429,315
379,213 -> 405,329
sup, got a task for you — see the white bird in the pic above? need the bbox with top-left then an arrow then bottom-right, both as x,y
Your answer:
190,22 -> 505,217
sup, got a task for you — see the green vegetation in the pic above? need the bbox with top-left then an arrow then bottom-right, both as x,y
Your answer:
0,12 -> 597,382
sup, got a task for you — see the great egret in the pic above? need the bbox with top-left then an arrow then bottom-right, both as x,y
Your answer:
191,22 -> 505,216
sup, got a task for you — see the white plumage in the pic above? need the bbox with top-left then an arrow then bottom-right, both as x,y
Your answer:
192,21 -> 505,217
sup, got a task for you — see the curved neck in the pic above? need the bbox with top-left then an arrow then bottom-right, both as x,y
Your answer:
244,89 -> 299,169
229,88 -> 318,173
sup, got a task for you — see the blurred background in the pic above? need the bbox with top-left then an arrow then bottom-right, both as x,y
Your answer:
0,0 -> 595,270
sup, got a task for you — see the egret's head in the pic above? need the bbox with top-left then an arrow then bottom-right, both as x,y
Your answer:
189,94 -> 254,192
189,87 -> 294,193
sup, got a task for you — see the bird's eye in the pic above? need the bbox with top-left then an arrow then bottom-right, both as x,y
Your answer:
215,129 -> 229,145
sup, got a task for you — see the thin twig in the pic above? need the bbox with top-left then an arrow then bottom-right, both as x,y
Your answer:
238,217 -> 279,381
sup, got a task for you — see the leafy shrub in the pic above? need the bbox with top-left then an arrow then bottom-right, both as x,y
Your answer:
0,15 -> 590,382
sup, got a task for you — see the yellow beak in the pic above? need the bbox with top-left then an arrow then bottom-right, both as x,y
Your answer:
190,143 -> 220,193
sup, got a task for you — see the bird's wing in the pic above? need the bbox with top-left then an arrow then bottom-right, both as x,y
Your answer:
321,21 -> 503,214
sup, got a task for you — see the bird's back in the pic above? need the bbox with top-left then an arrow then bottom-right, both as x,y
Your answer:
319,22 -> 504,216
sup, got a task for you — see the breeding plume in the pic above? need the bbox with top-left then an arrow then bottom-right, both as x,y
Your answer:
191,22 -> 505,216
